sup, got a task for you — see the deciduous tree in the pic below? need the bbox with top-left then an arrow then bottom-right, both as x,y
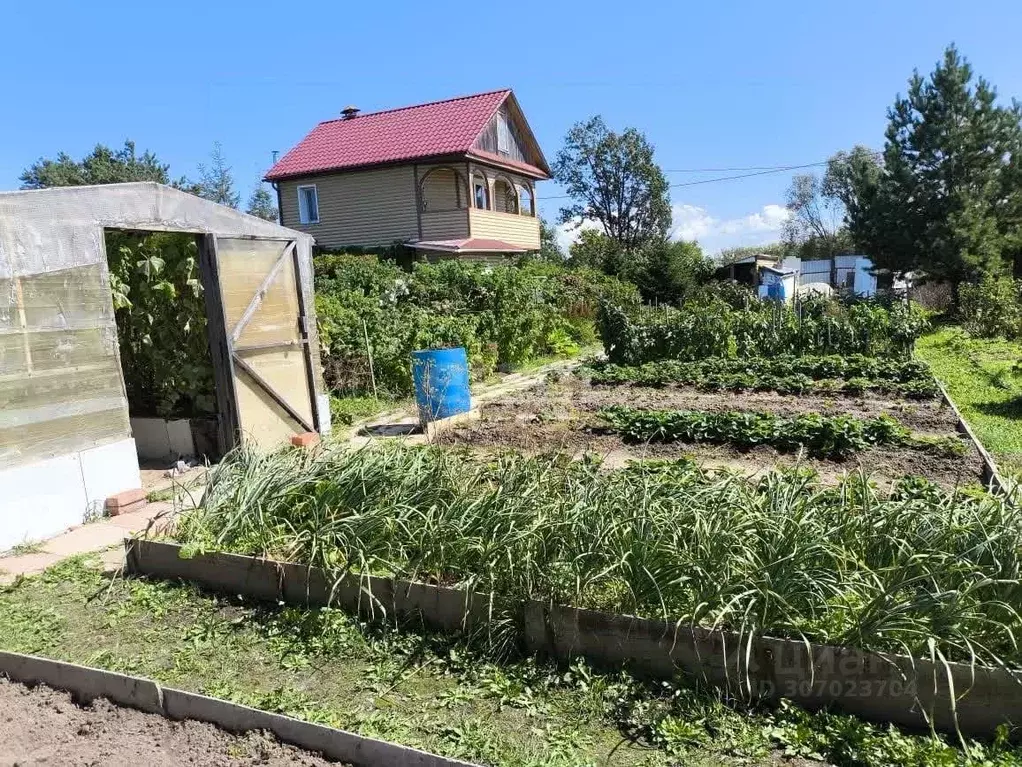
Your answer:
554,116 -> 671,252
782,173 -> 852,259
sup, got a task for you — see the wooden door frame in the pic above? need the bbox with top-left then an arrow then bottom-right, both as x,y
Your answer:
198,234 -> 241,456
198,233 -> 319,455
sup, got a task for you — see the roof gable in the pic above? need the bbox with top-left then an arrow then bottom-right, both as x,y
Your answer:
266,90 -> 547,181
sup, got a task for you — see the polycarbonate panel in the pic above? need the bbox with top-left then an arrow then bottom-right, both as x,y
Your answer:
215,238 -> 313,449
0,265 -> 129,466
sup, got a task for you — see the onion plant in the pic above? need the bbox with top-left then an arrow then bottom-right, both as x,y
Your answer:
176,444 -> 1022,669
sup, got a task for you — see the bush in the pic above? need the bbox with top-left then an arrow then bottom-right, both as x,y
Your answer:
959,276 -> 1022,339
597,291 -> 930,365
314,255 -> 639,397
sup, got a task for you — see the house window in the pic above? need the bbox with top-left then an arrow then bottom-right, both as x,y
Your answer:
497,112 -> 512,156
297,185 -> 319,224
472,175 -> 489,210
519,184 -> 535,217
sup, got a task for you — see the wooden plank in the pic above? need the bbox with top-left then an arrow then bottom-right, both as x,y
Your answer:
413,164 -> 424,240
233,339 -> 308,354
228,240 -> 296,345
291,244 -> 320,433
231,352 -> 315,433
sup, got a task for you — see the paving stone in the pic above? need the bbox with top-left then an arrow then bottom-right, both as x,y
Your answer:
41,523 -> 127,557
0,551 -> 62,578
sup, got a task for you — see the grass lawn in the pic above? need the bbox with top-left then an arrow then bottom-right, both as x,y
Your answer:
5,557 -> 1016,767
916,327 -> 1022,479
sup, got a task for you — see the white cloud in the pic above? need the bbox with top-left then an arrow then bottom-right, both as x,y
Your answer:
553,203 -> 790,256
554,217 -> 602,253
671,203 -> 790,254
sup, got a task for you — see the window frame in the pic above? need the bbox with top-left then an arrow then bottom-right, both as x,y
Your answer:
472,175 -> 490,210
297,184 -> 320,225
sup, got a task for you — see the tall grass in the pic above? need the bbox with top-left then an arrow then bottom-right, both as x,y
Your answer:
177,444 -> 1022,668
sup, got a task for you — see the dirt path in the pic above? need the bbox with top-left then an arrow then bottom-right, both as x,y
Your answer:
0,678 -> 342,766
444,378 -> 985,490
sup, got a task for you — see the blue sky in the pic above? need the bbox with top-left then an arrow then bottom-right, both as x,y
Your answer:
3,0 -> 1022,254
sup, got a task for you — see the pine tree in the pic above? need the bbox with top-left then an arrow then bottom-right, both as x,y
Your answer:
851,46 -> 1022,288
196,142 -> 240,208
246,185 -> 278,222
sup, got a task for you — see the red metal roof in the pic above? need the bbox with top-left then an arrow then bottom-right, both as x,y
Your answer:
411,237 -> 530,253
266,90 -> 548,181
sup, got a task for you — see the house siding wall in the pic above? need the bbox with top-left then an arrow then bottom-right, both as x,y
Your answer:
469,209 -> 540,250
278,166 -> 418,249
421,209 -> 470,240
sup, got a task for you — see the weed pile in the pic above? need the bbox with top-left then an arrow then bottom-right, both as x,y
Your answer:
178,444 -> 1022,669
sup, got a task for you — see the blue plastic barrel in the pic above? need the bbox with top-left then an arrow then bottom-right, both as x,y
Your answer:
411,347 -> 471,423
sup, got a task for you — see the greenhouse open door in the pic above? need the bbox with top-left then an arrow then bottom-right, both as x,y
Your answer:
199,235 -> 318,453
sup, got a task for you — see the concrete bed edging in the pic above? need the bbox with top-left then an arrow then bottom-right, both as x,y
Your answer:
0,650 -> 478,767
934,379 -> 1009,496
125,538 -> 1022,742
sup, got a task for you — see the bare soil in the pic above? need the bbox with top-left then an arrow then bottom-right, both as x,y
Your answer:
445,377 -> 985,489
0,678 -> 342,766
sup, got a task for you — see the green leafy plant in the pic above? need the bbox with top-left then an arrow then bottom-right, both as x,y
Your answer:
598,293 -> 931,366
584,354 -> 941,399
598,406 -> 953,458
106,231 -> 214,417
176,444 -> 1022,672
314,255 -> 639,397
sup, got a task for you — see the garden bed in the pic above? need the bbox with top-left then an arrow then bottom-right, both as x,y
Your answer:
0,557 -> 838,767
0,677 -> 342,767
444,375 -> 983,488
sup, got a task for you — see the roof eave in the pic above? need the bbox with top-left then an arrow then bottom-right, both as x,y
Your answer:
264,152 -> 476,183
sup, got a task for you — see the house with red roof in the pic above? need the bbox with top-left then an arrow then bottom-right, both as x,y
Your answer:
264,89 -> 550,260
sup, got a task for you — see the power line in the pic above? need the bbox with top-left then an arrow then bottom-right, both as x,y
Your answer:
662,163 -> 827,173
538,153 -> 881,201
538,161 -> 826,200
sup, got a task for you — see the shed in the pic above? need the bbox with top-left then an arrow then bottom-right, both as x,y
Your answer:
757,265 -> 797,302
0,183 -> 328,549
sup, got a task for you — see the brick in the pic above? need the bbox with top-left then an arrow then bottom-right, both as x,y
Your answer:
290,431 -> 320,448
105,488 -> 147,516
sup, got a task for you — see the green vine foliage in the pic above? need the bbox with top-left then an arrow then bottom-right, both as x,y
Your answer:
106,231 -> 215,418
598,290 -> 931,365
314,255 -> 640,397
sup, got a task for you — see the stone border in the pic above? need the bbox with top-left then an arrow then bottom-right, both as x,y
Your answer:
126,539 -> 1022,741
934,379 -> 1009,495
0,650 -> 478,767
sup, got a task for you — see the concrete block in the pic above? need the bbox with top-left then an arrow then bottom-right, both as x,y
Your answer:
290,431 -> 321,448
425,408 -> 480,443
